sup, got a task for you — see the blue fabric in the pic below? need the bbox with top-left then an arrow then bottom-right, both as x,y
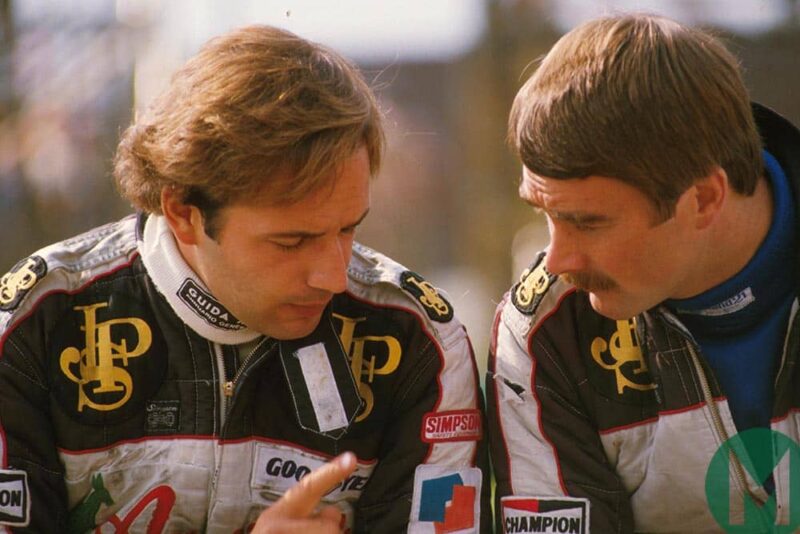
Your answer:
666,151 -> 797,435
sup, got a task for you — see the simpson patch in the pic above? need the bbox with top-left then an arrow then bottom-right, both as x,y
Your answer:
512,255 -> 557,315
0,256 -> 47,312
421,409 -> 482,443
400,271 -> 453,323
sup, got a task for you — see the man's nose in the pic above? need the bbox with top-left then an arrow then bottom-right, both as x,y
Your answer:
544,225 -> 585,275
308,237 -> 349,294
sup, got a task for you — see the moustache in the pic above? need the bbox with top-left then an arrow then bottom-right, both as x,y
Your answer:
561,271 -> 617,293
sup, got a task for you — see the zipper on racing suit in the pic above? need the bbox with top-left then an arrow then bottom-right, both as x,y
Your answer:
209,338 -> 270,514
656,313 -> 776,526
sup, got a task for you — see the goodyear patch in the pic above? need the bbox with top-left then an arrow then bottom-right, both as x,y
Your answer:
50,297 -> 167,425
501,496 -> 589,534
512,254 -> 557,315
0,470 -> 30,527
251,442 -> 375,500
400,271 -> 453,323
0,256 -> 47,312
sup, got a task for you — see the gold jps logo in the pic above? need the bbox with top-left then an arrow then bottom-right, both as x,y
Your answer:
404,275 -> 451,318
515,262 -> 551,307
0,258 -> 40,305
59,302 -> 153,412
591,318 -> 656,394
333,313 -> 402,421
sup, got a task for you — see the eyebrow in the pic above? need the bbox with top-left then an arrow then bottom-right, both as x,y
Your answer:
266,208 -> 370,239
520,195 -> 610,225
518,175 -> 611,225
551,211 -> 611,225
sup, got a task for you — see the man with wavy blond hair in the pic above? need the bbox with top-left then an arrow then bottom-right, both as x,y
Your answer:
489,13 -> 800,533
0,25 -> 488,533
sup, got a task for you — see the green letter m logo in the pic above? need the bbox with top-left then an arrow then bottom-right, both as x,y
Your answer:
706,429 -> 800,533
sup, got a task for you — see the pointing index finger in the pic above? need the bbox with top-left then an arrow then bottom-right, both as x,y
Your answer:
271,451 -> 357,518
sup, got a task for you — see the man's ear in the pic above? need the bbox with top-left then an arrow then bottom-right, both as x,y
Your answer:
691,167 -> 727,230
161,186 -> 203,245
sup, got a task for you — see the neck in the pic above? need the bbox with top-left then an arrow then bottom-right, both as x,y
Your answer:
692,176 -> 773,295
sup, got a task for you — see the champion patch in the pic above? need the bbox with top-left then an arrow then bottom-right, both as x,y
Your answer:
177,279 -> 245,331
401,271 -> 453,323
512,254 -> 557,315
0,470 -> 30,527
0,255 -> 47,312
421,410 -> 482,443
409,465 -> 481,533
501,496 -> 589,534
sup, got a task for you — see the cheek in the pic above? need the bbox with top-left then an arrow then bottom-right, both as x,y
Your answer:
595,230 -> 655,278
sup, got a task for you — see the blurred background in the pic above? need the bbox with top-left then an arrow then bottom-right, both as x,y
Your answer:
2,0 -> 799,374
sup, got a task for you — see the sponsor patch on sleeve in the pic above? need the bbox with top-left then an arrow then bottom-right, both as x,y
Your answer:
501,496 -> 589,534
409,464 -> 481,533
0,256 -> 47,312
512,254 -> 557,315
400,271 -> 454,323
0,470 -> 30,527
421,409 -> 482,443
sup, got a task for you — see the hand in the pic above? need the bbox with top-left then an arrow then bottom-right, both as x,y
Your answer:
250,452 -> 357,534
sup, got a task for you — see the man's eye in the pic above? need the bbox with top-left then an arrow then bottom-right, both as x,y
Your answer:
273,238 -> 304,251
341,226 -> 357,235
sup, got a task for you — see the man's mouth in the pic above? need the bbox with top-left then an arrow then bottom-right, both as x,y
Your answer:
285,301 -> 329,317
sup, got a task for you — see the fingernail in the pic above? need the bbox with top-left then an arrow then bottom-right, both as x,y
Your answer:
338,451 -> 355,470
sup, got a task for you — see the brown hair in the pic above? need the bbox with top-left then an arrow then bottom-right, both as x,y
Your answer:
114,25 -> 383,218
509,14 -> 763,219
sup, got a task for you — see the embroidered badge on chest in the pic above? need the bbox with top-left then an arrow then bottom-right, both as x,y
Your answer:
51,296 -> 167,425
588,317 -> 656,398
331,311 -> 404,422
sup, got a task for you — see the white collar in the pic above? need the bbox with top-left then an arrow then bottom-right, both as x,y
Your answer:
139,215 -> 262,345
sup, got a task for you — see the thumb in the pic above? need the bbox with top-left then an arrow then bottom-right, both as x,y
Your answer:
269,452 -> 357,518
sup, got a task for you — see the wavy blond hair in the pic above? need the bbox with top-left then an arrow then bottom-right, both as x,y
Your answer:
115,25 -> 383,215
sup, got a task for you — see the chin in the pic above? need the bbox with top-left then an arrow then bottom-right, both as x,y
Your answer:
589,292 -> 640,321
265,316 -> 324,341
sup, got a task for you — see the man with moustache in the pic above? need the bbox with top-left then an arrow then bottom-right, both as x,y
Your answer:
0,25 -> 488,533
487,13 -> 800,534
